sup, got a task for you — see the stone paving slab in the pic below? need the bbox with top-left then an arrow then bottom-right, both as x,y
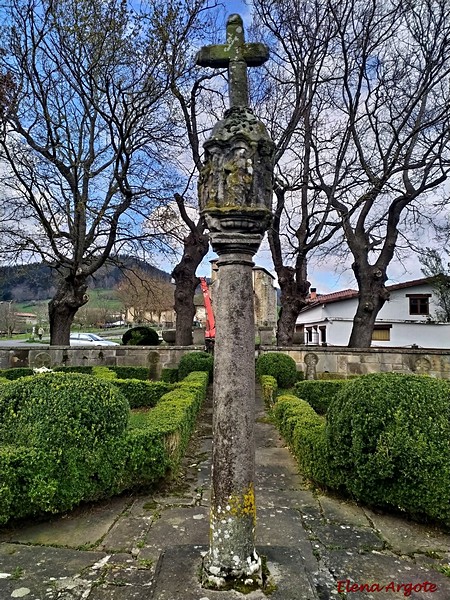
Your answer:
0,542 -> 106,599
318,495 -> 370,529
0,496 -> 132,548
365,509 -> 450,555
149,545 -> 321,600
322,548 -> 450,599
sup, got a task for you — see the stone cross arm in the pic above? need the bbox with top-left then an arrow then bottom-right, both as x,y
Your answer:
196,14 -> 269,108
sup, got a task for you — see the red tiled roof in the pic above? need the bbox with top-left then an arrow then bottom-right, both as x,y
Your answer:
303,277 -> 434,310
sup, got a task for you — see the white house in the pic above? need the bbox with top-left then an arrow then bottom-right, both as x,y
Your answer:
295,278 -> 450,348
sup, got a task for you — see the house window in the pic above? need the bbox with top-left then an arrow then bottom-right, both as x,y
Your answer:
407,294 -> 431,315
372,324 -> 392,341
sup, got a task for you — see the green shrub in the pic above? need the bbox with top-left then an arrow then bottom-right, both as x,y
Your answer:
260,375 -> 278,408
53,366 -> 93,375
178,351 -> 213,382
256,353 -> 297,389
122,326 -> 160,346
0,373 -> 129,522
92,366 -> 117,380
326,373 -> 450,526
0,368 -> 34,380
294,380 -> 348,415
113,379 -> 173,408
110,366 -> 150,380
122,371 -> 209,485
160,367 -> 179,383
0,370 -> 209,525
272,395 -> 329,484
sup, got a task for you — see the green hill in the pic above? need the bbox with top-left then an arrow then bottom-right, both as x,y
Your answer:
0,257 -> 170,304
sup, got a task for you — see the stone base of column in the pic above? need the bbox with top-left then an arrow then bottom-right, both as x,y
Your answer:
202,552 -> 262,590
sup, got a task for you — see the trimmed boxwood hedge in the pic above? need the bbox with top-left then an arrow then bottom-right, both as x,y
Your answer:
0,372 -> 129,521
260,375 -> 278,408
178,351 -> 213,382
109,366 -> 150,380
272,372 -> 450,527
294,380 -> 348,415
256,353 -> 297,389
0,370 -> 209,524
122,326 -> 160,346
326,373 -> 450,525
272,395 -> 329,485
0,368 -> 34,380
112,379 -> 173,408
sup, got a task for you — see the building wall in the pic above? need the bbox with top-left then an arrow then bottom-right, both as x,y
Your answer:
252,268 -> 277,328
296,283 -> 448,348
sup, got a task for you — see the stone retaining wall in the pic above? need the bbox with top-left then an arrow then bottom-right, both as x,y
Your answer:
259,346 -> 450,380
1,344 -> 450,380
0,345 -> 205,379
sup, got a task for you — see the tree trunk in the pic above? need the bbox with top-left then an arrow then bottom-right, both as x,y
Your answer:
276,265 -> 310,346
172,228 -> 209,346
49,275 -> 89,345
347,266 -> 389,348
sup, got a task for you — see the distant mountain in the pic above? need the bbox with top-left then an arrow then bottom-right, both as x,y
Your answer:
0,257 -> 170,302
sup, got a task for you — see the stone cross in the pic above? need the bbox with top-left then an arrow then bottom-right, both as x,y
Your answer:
196,14 -> 274,590
196,14 -> 269,108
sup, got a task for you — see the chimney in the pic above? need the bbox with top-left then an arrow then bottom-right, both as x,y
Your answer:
310,287 -> 317,300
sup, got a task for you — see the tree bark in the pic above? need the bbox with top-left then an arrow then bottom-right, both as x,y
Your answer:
172,227 -> 209,346
276,265 -> 310,345
48,275 -> 89,345
347,264 -> 389,348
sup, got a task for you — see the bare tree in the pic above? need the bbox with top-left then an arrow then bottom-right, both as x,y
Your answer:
253,0 -> 450,347
0,301 -> 16,335
157,2 -> 222,346
116,269 -> 174,325
321,0 -> 450,347
0,0 -> 184,344
251,0 -> 341,345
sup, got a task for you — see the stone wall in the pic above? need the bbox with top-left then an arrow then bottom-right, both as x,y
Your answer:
0,345 -> 205,379
2,344 -> 450,380
259,346 -> 450,380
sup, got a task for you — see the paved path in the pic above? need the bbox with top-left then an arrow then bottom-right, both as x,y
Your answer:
1,390 -> 450,599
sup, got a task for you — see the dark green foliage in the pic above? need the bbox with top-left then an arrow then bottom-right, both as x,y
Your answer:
294,380 -> 348,415
110,366 -> 151,380
272,395 -> 329,484
0,368 -> 34,380
260,375 -> 278,408
122,326 -> 160,346
296,370 -> 305,381
0,370 -> 209,524
177,351 -> 213,382
120,371 -> 209,486
160,367 -> 179,383
0,373 -> 129,521
112,379 -> 173,408
256,353 -> 297,389
326,373 -> 450,525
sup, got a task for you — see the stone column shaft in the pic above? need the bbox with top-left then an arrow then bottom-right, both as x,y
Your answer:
205,251 -> 259,583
